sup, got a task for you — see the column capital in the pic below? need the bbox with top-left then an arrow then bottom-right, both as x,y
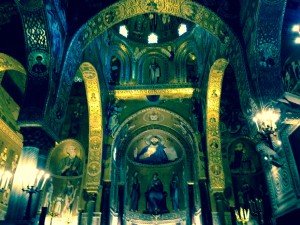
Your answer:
20,127 -> 55,156
214,192 -> 225,201
83,189 -> 98,202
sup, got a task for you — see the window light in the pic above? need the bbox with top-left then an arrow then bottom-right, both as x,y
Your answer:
148,33 -> 158,44
178,23 -> 187,36
292,24 -> 300,44
119,25 -> 128,38
292,24 -> 300,32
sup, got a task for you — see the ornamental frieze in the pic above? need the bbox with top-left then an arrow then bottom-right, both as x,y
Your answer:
112,87 -> 195,100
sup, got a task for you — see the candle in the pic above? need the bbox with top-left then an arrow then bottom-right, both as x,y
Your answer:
0,170 -> 4,189
253,117 -> 259,131
0,176 -> 6,189
35,170 -> 44,188
34,169 -> 40,187
255,120 -> 259,130
4,172 -> 12,189
40,173 -> 50,190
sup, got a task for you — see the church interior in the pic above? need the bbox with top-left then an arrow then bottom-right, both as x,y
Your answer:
1,0 -> 300,225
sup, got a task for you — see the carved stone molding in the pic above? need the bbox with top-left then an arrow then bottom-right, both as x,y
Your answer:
124,210 -> 186,224
112,87 -> 195,100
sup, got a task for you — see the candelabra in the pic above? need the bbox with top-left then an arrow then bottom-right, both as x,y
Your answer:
249,198 -> 264,225
253,107 -> 280,149
0,170 -> 12,192
235,207 -> 250,225
22,169 -> 50,220
253,107 -> 283,167
49,211 -> 58,225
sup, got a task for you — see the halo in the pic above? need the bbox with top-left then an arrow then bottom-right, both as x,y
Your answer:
59,139 -> 83,158
65,145 -> 78,155
145,134 -> 165,145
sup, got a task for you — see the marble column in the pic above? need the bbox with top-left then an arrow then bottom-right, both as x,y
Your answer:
86,192 -> 97,225
6,146 -> 39,223
198,180 -> 213,225
100,182 -> 111,225
81,190 -> 102,225
214,192 -> 226,225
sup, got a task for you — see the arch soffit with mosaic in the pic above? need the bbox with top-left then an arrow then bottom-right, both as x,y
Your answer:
0,53 -> 27,95
176,40 -> 199,61
0,53 -> 26,75
254,0 -> 286,101
206,58 -> 229,192
79,62 -> 103,193
14,1 -> 50,77
109,42 -> 131,61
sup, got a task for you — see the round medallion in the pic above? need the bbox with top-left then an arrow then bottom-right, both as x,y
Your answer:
274,173 -> 282,194
87,161 -> 101,176
281,169 -> 290,190
103,4 -> 125,26
82,71 -> 96,79
28,51 -> 49,77
258,43 -> 278,68
140,0 -> 165,13
210,164 -> 222,175
180,1 -> 197,21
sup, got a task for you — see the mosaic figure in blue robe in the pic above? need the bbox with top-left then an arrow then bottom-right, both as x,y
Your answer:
144,173 -> 169,214
134,136 -> 169,164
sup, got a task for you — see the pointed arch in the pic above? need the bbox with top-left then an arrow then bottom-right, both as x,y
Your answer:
48,0 -> 253,138
206,58 -> 229,192
79,62 -> 103,193
112,106 -> 201,180
46,1 -> 256,198
176,40 -> 200,83
109,43 -> 131,84
108,106 -> 203,215
0,53 -> 27,106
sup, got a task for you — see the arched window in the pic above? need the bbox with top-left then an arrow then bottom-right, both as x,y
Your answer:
186,53 -> 197,82
109,56 -> 121,85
